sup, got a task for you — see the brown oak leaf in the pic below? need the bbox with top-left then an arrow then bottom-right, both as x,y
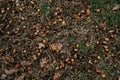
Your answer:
20,60 -> 31,66
38,43 -> 45,49
5,68 -> 18,75
0,74 -> 7,79
53,72 -> 61,80
40,58 -> 48,68
112,5 -> 120,10
50,43 -> 62,51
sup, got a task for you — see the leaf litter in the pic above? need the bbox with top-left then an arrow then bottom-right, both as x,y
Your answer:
0,0 -> 119,80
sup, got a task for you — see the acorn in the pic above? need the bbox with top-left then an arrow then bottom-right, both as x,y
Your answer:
65,58 -> 71,63
96,9 -> 101,13
104,38 -> 110,41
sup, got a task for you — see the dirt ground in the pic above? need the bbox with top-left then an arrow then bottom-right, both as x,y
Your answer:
0,0 -> 120,80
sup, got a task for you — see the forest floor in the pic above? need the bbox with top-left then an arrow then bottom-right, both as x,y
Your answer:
0,0 -> 120,80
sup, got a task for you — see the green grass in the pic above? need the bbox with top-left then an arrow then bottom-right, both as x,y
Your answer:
68,69 -> 89,80
91,0 -> 120,28
40,2 -> 49,15
78,42 -> 87,54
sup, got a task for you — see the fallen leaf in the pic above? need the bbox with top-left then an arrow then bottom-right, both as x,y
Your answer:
60,61 -> 65,68
40,58 -> 48,68
14,74 -> 25,80
5,68 -> 18,75
34,23 -> 42,30
32,55 -> 37,60
57,43 -> 62,50
4,55 -> 14,62
100,23 -> 106,28
50,43 -> 58,51
38,43 -> 45,49
15,63 -> 20,68
112,5 -> 120,10
50,43 -> 62,51
20,60 -> 31,66
86,9 -> 91,16
118,76 -> 120,80
53,72 -> 61,80
0,74 -> 7,79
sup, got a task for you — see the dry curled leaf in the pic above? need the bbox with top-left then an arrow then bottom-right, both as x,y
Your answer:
53,72 -> 61,80
40,58 -> 48,68
38,43 -> 45,49
0,74 -> 7,79
20,60 -> 31,66
112,5 -> 120,10
34,23 -> 42,30
57,43 -> 62,50
50,43 -> 58,51
14,74 -> 25,80
50,43 -> 62,51
5,68 -> 18,75
118,76 -> 120,80
86,9 -> 91,16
